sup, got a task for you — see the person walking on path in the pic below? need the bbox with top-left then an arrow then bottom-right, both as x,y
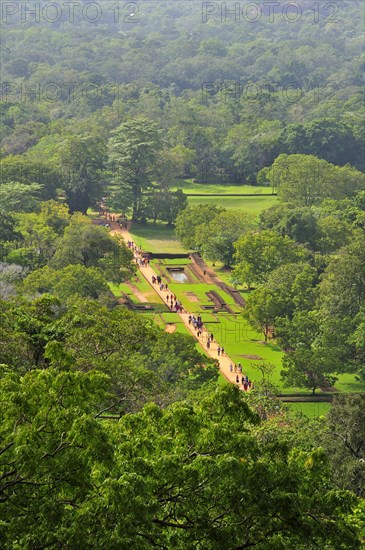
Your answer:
217,346 -> 221,356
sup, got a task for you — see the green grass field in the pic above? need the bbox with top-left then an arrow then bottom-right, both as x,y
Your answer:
287,402 -> 332,418
171,179 -> 274,195
204,262 -> 249,290
334,373 -> 365,393
187,195 -> 277,214
109,272 -> 170,313
128,222 -> 187,254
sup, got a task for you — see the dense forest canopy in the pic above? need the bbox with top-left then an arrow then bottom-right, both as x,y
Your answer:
1,0 -> 364,180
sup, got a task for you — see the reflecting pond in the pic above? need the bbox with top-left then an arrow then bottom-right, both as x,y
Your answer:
169,269 -> 188,283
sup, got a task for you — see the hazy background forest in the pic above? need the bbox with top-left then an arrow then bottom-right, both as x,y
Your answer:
1,0 -> 364,179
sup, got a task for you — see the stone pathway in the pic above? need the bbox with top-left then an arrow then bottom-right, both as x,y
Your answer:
111,222 -> 249,390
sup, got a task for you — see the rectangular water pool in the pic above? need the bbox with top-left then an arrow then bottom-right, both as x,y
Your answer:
168,268 -> 188,283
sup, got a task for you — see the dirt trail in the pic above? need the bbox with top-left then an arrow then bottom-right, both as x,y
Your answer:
125,283 -> 148,302
111,222 -> 249,389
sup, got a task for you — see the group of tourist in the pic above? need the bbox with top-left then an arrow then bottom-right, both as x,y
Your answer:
169,297 -> 183,312
151,274 -> 163,286
187,319 -> 229,361
137,257 -> 149,267
98,210 -> 117,222
126,240 -> 151,267
229,362 -> 253,390
151,275 -> 183,312
126,240 -> 141,254
188,314 -> 203,329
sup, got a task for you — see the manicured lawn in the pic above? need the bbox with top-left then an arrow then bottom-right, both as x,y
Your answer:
203,314 -> 287,388
156,314 -> 193,336
334,373 -> 365,392
187,195 -> 277,214
171,179 -> 274,195
287,402 -> 332,418
109,273 -> 170,313
205,262 -> 235,285
128,221 -> 187,254
166,283 -> 238,313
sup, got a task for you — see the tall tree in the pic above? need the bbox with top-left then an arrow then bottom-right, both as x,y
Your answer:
144,188 -> 188,225
320,393 -> 365,497
108,119 -> 161,220
244,263 -> 317,341
225,119 -> 282,183
259,204 -> 318,249
0,155 -> 59,200
50,216 -> 134,283
279,119 -> 363,169
58,135 -> 107,214
316,234 -> 365,377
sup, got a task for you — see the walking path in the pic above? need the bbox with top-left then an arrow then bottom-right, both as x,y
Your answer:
111,222 -> 249,390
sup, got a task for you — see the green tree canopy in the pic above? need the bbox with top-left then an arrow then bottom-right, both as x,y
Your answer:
233,230 -> 309,288
144,188 -> 188,224
174,203 -> 224,249
279,119 -> 363,169
0,381 -> 360,548
244,263 -> 317,341
22,265 -> 111,303
259,204 -> 318,249
50,215 -> 134,283
263,154 -> 365,207
0,154 -> 59,200
57,134 -> 107,214
108,118 -> 162,220
195,210 -> 255,266
0,182 -> 43,213
320,393 -> 365,497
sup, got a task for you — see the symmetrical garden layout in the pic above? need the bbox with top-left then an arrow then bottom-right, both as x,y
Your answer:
109,224 -> 283,389
107,220 -> 363,417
